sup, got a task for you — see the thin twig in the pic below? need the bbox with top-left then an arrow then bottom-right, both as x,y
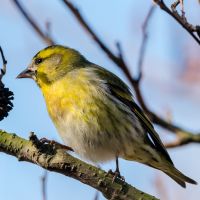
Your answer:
153,0 -> 200,45
93,191 -> 99,200
12,0 -> 55,45
171,0 -> 185,17
136,5 -> 156,82
180,0 -> 185,18
45,21 -> 52,39
0,46 -> 7,80
41,171 -> 48,200
165,133 -> 200,148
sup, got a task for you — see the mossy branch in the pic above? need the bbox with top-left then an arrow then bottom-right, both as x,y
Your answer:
0,130 -> 158,200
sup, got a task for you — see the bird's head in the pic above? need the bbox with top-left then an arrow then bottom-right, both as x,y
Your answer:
17,45 -> 87,87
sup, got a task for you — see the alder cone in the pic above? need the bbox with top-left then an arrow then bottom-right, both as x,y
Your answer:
0,81 -> 14,120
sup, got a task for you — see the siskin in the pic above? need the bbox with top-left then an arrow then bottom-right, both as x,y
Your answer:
17,45 -> 197,187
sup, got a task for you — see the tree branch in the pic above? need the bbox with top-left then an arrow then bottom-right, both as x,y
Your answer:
153,0 -> 200,45
0,130 -> 158,200
165,132 -> 200,148
12,0 -> 55,46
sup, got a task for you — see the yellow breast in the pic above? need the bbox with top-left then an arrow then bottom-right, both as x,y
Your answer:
40,68 -> 102,125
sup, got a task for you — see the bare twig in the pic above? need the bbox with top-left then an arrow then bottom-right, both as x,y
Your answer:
136,5 -> 156,82
171,0 -> 185,18
41,171 -> 48,200
45,21 -> 53,40
0,46 -> 7,79
93,191 -> 99,200
165,133 -> 200,148
153,0 -> 200,45
180,0 -> 184,16
12,0 -> 55,45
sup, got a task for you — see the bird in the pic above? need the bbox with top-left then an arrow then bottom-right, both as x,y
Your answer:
17,45 -> 197,187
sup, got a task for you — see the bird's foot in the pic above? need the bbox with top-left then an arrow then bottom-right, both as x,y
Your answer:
39,138 -> 74,151
107,169 -> 125,183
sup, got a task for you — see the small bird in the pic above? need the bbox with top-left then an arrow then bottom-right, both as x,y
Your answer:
17,45 -> 196,187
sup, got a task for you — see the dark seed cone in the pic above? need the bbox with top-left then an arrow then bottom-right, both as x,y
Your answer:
0,81 -> 14,121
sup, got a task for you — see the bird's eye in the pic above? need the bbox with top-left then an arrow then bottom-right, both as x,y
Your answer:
35,58 -> 43,65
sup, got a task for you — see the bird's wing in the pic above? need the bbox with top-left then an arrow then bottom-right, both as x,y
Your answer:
93,65 -> 173,164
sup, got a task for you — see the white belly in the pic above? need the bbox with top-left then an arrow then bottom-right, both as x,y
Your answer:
54,103 -> 144,163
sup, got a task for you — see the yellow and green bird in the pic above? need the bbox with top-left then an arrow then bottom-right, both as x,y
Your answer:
17,45 -> 196,187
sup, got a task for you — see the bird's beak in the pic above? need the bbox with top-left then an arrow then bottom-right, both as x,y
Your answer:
17,66 -> 35,79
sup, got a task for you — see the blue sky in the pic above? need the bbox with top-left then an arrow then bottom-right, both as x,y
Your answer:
0,0 -> 200,199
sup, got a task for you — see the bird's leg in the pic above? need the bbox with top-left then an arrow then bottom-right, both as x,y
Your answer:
107,156 -> 125,183
115,156 -> 120,175
113,157 -> 125,182
40,138 -> 74,151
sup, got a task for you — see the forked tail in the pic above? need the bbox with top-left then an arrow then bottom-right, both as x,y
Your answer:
164,165 -> 197,188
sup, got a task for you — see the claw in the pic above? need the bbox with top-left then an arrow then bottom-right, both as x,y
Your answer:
39,137 -> 74,151
107,169 -> 125,183
107,156 -> 125,183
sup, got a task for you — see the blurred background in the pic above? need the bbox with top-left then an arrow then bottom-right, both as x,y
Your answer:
0,0 -> 200,199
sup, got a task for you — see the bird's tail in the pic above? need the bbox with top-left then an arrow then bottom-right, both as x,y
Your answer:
163,165 -> 197,188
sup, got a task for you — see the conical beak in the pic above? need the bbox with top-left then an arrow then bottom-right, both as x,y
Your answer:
17,68 -> 35,79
